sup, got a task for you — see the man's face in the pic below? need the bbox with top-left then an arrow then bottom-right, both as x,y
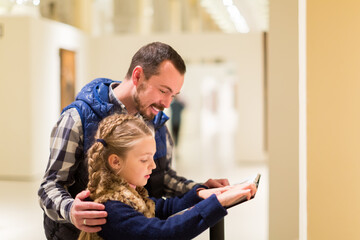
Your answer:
134,61 -> 184,120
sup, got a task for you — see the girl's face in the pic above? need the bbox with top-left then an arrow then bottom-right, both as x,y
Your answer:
120,136 -> 156,187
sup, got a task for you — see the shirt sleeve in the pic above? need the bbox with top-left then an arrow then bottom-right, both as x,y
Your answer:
37,108 -> 84,223
99,194 -> 227,240
163,126 -> 199,197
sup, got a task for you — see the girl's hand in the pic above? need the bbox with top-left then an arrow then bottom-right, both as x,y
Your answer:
197,186 -> 232,199
216,183 -> 257,207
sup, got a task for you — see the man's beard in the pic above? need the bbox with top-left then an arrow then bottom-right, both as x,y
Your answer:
133,91 -> 154,121
133,82 -> 162,121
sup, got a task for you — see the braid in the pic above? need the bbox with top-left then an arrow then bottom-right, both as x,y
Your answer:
97,115 -> 129,139
87,143 -> 105,199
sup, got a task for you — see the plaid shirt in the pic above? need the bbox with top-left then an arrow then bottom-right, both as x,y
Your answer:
38,83 -> 197,223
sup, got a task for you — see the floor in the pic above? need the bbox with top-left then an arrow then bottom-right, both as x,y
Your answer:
0,129 -> 268,240
0,179 -> 45,240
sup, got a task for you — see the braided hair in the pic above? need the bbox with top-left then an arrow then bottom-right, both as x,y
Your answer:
87,114 -> 154,201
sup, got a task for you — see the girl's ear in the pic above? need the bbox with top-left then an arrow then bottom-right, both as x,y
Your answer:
108,154 -> 123,171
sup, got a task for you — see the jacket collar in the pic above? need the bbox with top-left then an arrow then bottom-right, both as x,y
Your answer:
152,111 -> 169,130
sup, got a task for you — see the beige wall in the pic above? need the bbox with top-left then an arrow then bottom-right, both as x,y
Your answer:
0,16 -> 89,179
269,0 -> 360,239
0,17 -> 32,179
268,0 -> 299,239
307,0 -> 360,239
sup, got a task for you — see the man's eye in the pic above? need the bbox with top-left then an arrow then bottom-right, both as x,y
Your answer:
160,89 -> 166,94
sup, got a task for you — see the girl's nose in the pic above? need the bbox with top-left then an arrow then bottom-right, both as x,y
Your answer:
150,158 -> 156,170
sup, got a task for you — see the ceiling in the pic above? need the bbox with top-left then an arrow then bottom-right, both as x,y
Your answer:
0,0 -> 269,34
200,0 -> 269,33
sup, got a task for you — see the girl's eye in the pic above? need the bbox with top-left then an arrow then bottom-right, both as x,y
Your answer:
140,159 -> 147,163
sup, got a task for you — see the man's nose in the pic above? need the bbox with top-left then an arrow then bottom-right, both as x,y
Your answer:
161,95 -> 173,108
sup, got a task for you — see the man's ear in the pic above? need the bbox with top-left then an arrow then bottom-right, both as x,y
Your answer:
108,154 -> 123,171
132,66 -> 143,87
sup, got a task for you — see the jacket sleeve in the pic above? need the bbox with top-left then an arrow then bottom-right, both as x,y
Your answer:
99,194 -> 227,240
153,186 -> 204,219
37,108 -> 83,223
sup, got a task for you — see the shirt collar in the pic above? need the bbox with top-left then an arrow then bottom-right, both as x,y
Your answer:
109,82 -> 127,114
108,82 -> 143,120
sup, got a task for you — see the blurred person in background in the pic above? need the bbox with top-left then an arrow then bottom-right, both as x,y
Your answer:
170,95 -> 185,146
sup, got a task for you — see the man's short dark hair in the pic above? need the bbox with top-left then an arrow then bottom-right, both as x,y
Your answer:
125,42 -> 186,80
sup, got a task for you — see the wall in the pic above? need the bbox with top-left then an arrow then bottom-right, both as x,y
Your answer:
268,0 -> 300,239
307,0 -> 360,239
269,0 -> 360,239
0,16 -> 89,179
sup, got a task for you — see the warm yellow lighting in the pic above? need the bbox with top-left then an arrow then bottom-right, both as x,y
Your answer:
201,0 -> 249,33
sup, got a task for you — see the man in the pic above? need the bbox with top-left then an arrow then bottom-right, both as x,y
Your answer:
38,42 -> 229,239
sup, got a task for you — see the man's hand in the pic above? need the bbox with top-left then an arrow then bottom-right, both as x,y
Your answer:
203,178 -> 230,188
70,190 -> 108,233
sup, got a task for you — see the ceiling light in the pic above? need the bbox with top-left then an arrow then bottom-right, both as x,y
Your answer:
201,0 -> 249,33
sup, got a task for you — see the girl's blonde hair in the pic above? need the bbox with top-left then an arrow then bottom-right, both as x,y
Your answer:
78,114 -> 154,240
87,114 -> 154,200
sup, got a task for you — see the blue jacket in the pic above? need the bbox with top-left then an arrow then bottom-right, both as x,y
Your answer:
99,188 -> 227,240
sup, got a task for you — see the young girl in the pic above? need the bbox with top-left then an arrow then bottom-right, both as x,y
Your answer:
78,114 -> 256,240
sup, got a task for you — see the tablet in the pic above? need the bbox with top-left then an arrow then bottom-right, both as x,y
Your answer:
169,173 -> 261,217
225,173 -> 261,209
